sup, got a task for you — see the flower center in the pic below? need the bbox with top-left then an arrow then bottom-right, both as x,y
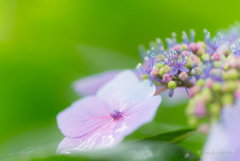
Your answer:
110,109 -> 121,120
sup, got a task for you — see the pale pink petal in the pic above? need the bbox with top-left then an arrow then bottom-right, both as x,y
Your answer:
97,70 -> 139,110
201,123 -> 232,161
116,96 -> 162,137
119,80 -> 156,112
73,70 -> 121,96
57,121 -> 123,154
57,96 -> 162,154
202,100 -> 240,161
57,96 -> 112,137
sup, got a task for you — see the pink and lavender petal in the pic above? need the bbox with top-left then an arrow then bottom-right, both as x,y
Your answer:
169,66 -> 178,76
97,70 -> 139,110
179,66 -> 189,73
119,80 -> 156,112
201,123 -> 232,161
73,70 -> 121,96
116,96 -> 162,137
57,96 -> 162,154
57,121 -> 124,154
57,96 -> 112,137
202,100 -> 240,161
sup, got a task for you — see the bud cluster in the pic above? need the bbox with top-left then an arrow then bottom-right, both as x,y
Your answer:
136,23 -> 240,133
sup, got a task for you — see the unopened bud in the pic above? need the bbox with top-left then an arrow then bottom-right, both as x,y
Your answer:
194,101 -> 206,117
191,67 -> 202,76
181,44 -> 188,51
209,103 -> 221,116
156,63 -> 165,69
197,123 -> 210,135
163,74 -> 173,83
201,54 -> 210,61
179,72 -> 188,81
151,68 -> 159,78
196,79 -> 204,86
189,43 -> 199,52
168,81 -> 177,90
188,116 -> 198,127
141,74 -> 148,80
221,93 -> 234,105
212,82 -> 221,92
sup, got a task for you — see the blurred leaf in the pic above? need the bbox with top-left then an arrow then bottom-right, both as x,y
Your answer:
143,128 -> 196,143
179,133 -> 206,157
0,124 -> 63,161
32,141 -> 199,161
75,44 -> 140,72
0,125 -> 199,161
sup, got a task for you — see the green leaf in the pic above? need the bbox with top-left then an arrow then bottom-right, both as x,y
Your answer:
142,128 -> 196,143
32,141 -> 199,161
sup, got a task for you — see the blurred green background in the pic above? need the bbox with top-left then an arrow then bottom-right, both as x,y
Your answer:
0,0 -> 239,160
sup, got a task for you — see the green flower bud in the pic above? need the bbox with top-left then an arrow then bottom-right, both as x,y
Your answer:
222,81 -> 236,92
186,59 -> 193,68
181,44 -> 188,51
221,93 -> 234,105
156,63 -> 165,69
224,64 -> 230,71
222,71 -> 229,80
191,67 -> 202,76
159,68 -> 164,76
185,105 -> 194,116
196,79 -> 204,86
213,61 -> 221,68
221,55 -> 226,61
201,88 -> 212,102
209,103 -> 221,115
141,74 -> 148,80
168,81 -> 177,90
228,69 -> 238,80
201,54 -> 210,61
188,116 -> 198,127
212,82 -> 221,92
162,65 -> 171,74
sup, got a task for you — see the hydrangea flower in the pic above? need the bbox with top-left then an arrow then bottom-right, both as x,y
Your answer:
72,69 -> 189,106
136,50 -> 156,85
202,100 -> 240,161
228,39 -> 240,57
159,50 -> 190,76
57,70 -> 162,153
204,29 -> 222,52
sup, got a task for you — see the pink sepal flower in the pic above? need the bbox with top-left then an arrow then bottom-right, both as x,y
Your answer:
57,70 -> 162,153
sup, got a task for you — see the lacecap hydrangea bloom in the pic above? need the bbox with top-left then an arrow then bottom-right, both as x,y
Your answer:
57,22 -> 240,160
57,70 -> 161,153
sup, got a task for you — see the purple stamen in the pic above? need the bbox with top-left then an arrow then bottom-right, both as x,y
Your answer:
110,109 -> 121,120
